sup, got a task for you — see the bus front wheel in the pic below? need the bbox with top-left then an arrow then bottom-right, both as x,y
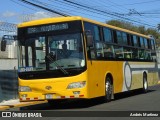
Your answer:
104,77 -> 112,102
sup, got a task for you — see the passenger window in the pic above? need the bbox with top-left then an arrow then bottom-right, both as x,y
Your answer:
84,22 -> 100,60
145,50 -> 151,60
140,37 -> 144,48
103,44 -> 114,58
144,38 -> 148,49
103,28 -> 112,42
132,36 -> 138,47
94,26 -> 101,41
95,42 -> 115,59
116,31 -> 123,44
132,48 -> 138,59
151,39 -> 155,50
95,42 -> 104,58
114,46 -> 124,59
122,33 -> 127,45
139,49 -> 145,59
124,47 -> 132,59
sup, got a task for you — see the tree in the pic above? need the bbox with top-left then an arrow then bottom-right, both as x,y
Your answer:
157,24 -> 160,31
138,26 -> 146,34
106,20 -> 160,45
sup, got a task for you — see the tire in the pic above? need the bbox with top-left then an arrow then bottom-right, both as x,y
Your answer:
104,77 -> 112,102
143,74 -> 148,93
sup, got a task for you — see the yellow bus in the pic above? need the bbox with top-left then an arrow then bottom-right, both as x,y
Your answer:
17,16 -> 158,104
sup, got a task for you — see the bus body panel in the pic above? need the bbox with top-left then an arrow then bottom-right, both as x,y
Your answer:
87,60 -> 124,98
19,71 -> 89,101
124,62 -> 158,91
18,16 -> 159,102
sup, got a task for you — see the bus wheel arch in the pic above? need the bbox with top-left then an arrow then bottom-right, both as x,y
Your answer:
143,72 -> 148,93
104,73 -> 114,102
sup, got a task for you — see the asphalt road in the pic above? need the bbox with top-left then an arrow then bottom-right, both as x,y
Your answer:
3,84 -> 159,120
17,84 -> 160,111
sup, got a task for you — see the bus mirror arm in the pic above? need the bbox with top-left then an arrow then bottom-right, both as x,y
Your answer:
87,47 -> 93,61
85,31 -> 93,47
86,34 -> 93,47
87,48 -> 91,59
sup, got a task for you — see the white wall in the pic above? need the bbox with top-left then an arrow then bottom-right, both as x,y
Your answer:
0,59 -> 18,70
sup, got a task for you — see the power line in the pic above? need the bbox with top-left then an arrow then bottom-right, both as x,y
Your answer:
47,0 -> 107,20
48,0 -> 116,21
104,0 -> 159,26
102,0 -> 159,27
14,0 -> 159,28
62,0 -> 156,27
19,0 -> 69,16
108,0 -> 160,6
10,0 -> 38,12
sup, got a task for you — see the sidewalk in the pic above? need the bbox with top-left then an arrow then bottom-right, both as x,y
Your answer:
0,99 -> 47,110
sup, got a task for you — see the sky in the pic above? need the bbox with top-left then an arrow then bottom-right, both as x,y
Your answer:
0,0 -> 160,29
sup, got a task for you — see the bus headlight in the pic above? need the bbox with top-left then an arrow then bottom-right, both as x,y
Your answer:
67,81 -> 86,89
19,86 -> 31,92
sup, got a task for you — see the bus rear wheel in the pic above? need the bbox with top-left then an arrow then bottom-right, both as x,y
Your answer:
143,74 -> 148,93
104,77 -> 112,102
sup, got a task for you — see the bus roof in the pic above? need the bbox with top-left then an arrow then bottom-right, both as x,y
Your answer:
18,16 -> 150,39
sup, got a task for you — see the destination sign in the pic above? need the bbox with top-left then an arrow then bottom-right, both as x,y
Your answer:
27,23 -> 68,34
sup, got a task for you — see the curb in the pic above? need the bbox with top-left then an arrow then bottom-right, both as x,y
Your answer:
0,100 -> 47,111
0,106 -> 10,110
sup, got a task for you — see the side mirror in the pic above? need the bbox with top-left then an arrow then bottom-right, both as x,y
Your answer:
86,34 -> 93,47
1,40 -> 6,51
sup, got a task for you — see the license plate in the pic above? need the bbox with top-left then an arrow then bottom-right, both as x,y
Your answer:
45,94 -> 53,99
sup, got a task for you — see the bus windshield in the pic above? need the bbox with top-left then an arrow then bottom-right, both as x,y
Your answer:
18,33 -> 85,73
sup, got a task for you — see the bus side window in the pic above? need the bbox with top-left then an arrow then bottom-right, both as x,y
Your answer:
145,50 -> 151,60
95,42 -> 103,58
124,47 -> 132,59
114,46 -> 124,59
132,48 -> 138,60
103,44 -> 114,58
84,22 -> 97,59
151,39 -> 155,50
138,49 -> 145,60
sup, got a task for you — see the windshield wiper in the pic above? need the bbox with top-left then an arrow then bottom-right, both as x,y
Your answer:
46,55 -> 69,75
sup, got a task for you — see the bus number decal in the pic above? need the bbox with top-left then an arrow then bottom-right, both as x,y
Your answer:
19,67 -> 34,72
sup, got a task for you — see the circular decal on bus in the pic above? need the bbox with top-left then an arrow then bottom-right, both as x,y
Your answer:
124,62 -> 132,90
